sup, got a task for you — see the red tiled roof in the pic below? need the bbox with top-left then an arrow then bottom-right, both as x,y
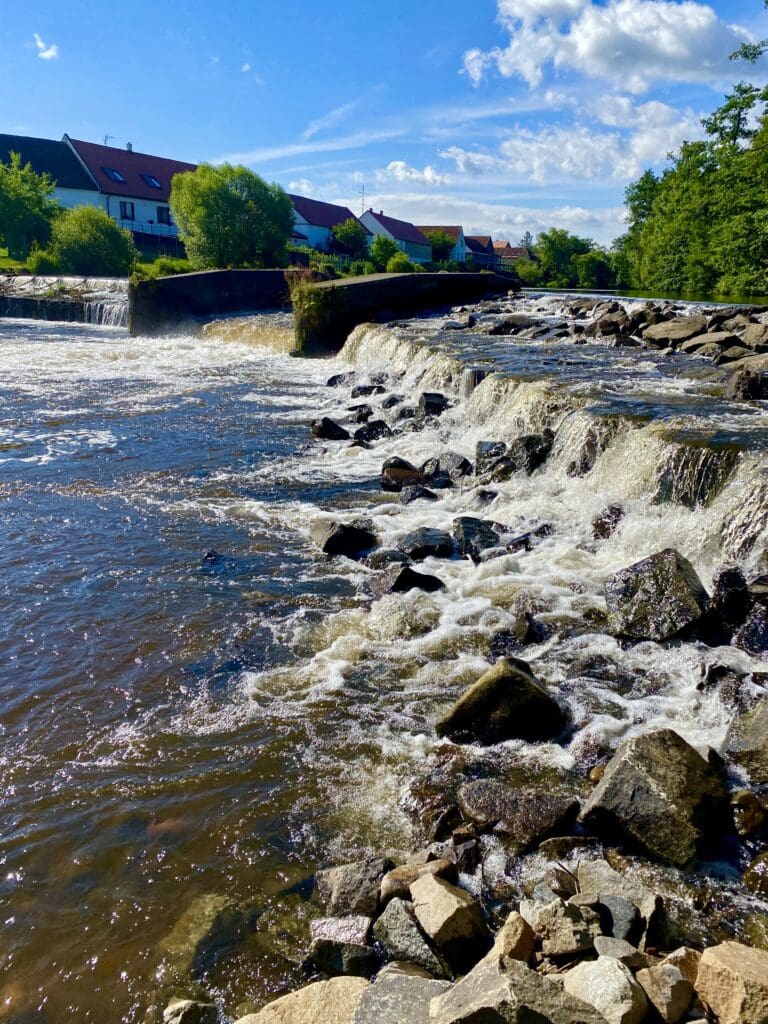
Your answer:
416,225 -> 463,240
289,194 -> 367,232
493,240 -> 512,252
66,137 -> 196,202
364,210 -> 430,247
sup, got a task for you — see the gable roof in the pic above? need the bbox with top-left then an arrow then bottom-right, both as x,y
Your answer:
493,240 -> 513,252
466,235 -> 494,254
416,225 -> 463,240
505,247 -> 531,260
65,137 -> 196,202
0,133 -> 98,191
364,210 -> 430,247
288,193 -> 367,232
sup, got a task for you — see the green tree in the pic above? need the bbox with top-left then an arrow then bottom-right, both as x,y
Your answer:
423,229 -> 455,263
702,81 -> 768,146
32,206 -> 137,276
535,228 -> 592,286
0,152 -> 58,259
572,250 -> 614,289
514,257 -> 544,286
386,252 -> 416,273
331,217 -> 370,260
519,230 -> 534,250
170,163 -> 294,269
370,234 -> 400,271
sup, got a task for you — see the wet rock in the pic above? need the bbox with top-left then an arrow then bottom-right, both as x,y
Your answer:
409,874 -> 490,972
475,440 -> 507,476
593,936 -> 649,970
316,857 -> 394,916
452,516 -> 501,561
397,528 -> 453,561
441,452 -> 474,481
563,957 -> 647,1024
605,548 -> 709,641
460,366 -> 491,398
400,485 -> 438,504
534,898 -> 603,957
679,331 -> 738,353
732,789 -> 766,836
380,859 -> 457,905
372,564 -> 445,597
725,368 -> 768,400
158,894 -> 245,981
725,702 -> 768,782
312,417 -> 351,441
642,315 -> 707,347
744,851 -> 768,898
381,457 -> 422,492
580,729 -> 730,867
234,976 -> 368,1024
504,430 -> 554,475
327,371 -> 356,388
711,565 -> 751,629
351,383 -> 385,398
695,941 -> 768,1024
636,964 -> 693,1023
311,519 -> 378,559
733,604 -> 768,655
396,404 -> 417,420
486,313 -> 539,334
435,656 -> 567,745
348,402 -> 373,424
592,505 -> 624,540
307,916 -> 376,978
353,419 -> 391,443
418,392 -> 449,417
381,394 -> 403,409
372,897 -> 451,979
364,547 -> 409,569
350,962 -> 450,1024
488,612 -> 551,656
585,309 -> 631,338
457,780 -> 578,850
163,999 -> 218,1024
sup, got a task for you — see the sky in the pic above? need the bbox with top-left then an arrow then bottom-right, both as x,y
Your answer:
1,0 -> 767,244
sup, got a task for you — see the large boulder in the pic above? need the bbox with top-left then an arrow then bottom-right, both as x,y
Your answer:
695,942 -> 768,1024
733,604 -> 768,655
350,962 -> 450,1024
563,957 -> 647,1024
642,316 -> 707,347
457,780 -> 577,850
311,519 -> 378,559
316,857 -> 394,916
158,894 -> 245,981
435,657 -> 566,745
409,874 -> 490,972
397,528 -> 453,561
452,516 -> 501,561
580,729 -> 730,867
372,897 -> 451,979
533,899 -> 603,957
725,702 -> 768,782
235,977 -> 368,1024
605,548 -> 709,640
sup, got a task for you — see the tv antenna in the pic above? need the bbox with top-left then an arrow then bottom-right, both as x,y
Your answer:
103,133 -> 113,146
360,184 -> 366,216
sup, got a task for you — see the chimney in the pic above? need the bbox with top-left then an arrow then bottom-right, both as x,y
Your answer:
126,142 -> 133,152
379,210 -> 383,216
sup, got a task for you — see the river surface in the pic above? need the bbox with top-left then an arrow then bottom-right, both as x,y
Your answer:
1,301 -> 767,1022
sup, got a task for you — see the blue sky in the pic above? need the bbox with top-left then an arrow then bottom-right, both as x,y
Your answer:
1,0 -> 766,243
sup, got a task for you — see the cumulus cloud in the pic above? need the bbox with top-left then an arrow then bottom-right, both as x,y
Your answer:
288,178 -> 313,193
375,160 -> 450,186
464,0 -> 754,91
33,33 -> 59,60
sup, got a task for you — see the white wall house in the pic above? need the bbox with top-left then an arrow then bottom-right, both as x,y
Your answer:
0,133 -> 103,215
416,225 -> 467,263
288,194 -> 368,252
360,209 -> 432,264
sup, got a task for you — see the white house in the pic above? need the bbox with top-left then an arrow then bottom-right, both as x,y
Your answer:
359,209 -> 432,264
416,225 -> 467,263
0,133 -> 101,213
288,194 -> 368,252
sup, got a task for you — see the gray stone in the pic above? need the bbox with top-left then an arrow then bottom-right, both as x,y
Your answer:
163,1000 -> 218,1024
642,316 -> 707,346
372,898 -> 451,979
429,956 -> 608,1024
307,916 -> 376,978
397,528 -> 453,561
725,368 -> 768,401
563,957 -> 647,1024
380,859 -> 457,906
726,701 -> 768,782
311,519 -> 378,559
316,857 -> 394,916
576,860 -> 662,945
580,729 -> 729,867
742,322 -> 768,348
410,874 -> 489,972
371,565 -> 445,597
593,936 -> 650,970
534,898 -> 603,957
636,963 -> 693,1023
605,548 -> 709,640
662,947 -> 701,986
158,893 -> 245,981
595,894 -> 643,945
678,331 -> 737,353
350,963 -> 449,1024
457,780 -> 577,850
733,605 -> 768,656
435,656 -> 566,745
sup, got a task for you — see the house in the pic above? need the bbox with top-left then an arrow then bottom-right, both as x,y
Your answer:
360,209 -> 432,264
465,235 -> 496,269
0,133 -> 100,213
288,194 -> 368,252
415,225 -> 466,263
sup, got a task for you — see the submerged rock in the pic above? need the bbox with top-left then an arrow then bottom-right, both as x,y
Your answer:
580,729 -> 730,867
457,780 -> 577,850
435,657 -> 566,745
695,941 -> 768,1024
235,976 -> 367,1024
726,702 -> 768,782
605,548 -> 709,641
311,519 -> 378,558
158,894 -> 245,981
592,505 -> 625,540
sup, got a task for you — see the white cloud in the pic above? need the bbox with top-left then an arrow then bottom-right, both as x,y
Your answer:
302,100 -> 360,141
33,33 -> 59,60
216,128 -> 405,165
242,62 -> 251,72
375,160 -> 450,186
464,0 -> 755,91
288,178 -> 313,193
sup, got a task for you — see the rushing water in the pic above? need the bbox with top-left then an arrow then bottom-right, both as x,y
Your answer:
1,301 -> 767,1022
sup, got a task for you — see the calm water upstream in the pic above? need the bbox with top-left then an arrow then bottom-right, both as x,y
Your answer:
1,300 -> 767,1021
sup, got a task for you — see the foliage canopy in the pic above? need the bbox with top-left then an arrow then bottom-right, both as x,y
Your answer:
331,218 -> 370,260
0,152 -> 58,258
31,206 -> 138,276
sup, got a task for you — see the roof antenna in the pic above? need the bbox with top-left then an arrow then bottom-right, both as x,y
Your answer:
103,134 -> 113,146
360,183 -> 365,217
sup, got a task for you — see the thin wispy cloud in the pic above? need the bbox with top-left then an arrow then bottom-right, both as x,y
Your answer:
216,127 -> 406,165
33,33 -> 59,60
301,100 -> 360,141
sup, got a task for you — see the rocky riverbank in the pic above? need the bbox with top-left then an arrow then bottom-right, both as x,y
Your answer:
152,292 -> 768,1024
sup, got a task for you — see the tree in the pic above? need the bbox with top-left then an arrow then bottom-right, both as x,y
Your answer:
332,217 -> 370,260
702,82 -> 768,147
519,230 -> 534,250
514,257 -> 544,286
0,152 -> 58,258
572,250 -> 613,289
535,228 -> 593,286
386,252 -> 416,273
32,206 -> 137,275
370,234 -> 400,271
170,163 -> 294,269
424,229 -> 455,263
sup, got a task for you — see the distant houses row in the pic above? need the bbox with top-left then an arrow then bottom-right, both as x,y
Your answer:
0,132 -> 532,269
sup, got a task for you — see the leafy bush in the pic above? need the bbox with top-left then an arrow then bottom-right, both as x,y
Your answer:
386,253 -> 416,273
0,152 -> 58,258
27,247 -> 61,274
370,235 -> 400,271
332,218 -> 370,260
316,261 -> 339,279
363,261 -> 377,276
347,260 -> 368,276
35,207 -> 137,276
154,256 -> 192,276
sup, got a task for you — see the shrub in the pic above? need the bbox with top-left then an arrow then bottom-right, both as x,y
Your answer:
370,235 -> 400,271
39,207 -> 138,276
27,247 -> 61,274
316,261 -> 339,279
386,253 -> 416,273
363,261 -> 377,276
347,260 -> 368,276
332,218 -> 369,260
153,256 -> 192,276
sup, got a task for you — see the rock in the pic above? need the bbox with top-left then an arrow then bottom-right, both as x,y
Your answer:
381,394 -> 403,409
635,964 -> 692,1023
418,392 -> 449,417
163,1000 -> 218,1024
534,899 -> 603,957
158,894 -> 245,981
564,958 -> 647,1024
438,452 -> 474,482
742,323 -> 768,348
576,860 -> 662,944
381,457 -> 422,492
695,941 -> 768,1024
593,895 -> 643,946
457,780 -> 578,850
307,916 -> 377,978
435,656 -> 566,745
372,898 -> 451,979
505,430 -> 554,475
662,947 -> 701,986
605,548 -> 709,641
409,874 -> 489,972
732,789 -> 766,836
460,366 -> 491,398
311,519 -> 378,559
593,936 -> 649,970
733,605 -> 768,655
235,976 -> 368,1024
348,402 -> 373,423
711,565 -> 751,629
487,313 -> 539,334
380,859 -> 457,905
316,857 -> 394,916
452,517 -> 501,561
428,955 -> 608,1024
397,528 -> 453,561
327,371 -> 356,388
350,963 -> 450,1024
400,485 -> 438,504
744,851 -> 768,898
353,419 -> 391,443
372,565 -> 445,597
364,547 -> 409,569
351,383 -> 385,398
488,612 -> 551,656
725,702 -> 768,782
580,729 -> 730,867
679,332 -> 737,353
593,506 -> 624,540
488,910 -> 536,967
642,315 -> 707,346
475,441 -> 507,476
718,344 -> 754,364
312,417 -> 351,441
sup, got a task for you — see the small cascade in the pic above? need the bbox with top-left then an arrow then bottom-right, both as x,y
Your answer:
84,301 -> 128,327
0,275 -> 128,326
652,439 -> 741,508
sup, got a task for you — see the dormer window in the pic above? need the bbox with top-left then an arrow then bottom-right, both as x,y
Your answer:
140,173 -> 162,188
103,167 -> 125,183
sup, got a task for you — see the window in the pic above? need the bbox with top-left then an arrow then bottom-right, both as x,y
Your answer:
140,173 -> 162,189
157,206 -> 171,225
119,201 -> 135,221
103,167 -> 126,183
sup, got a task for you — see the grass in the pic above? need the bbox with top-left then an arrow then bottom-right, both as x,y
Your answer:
0,248 -> 28,273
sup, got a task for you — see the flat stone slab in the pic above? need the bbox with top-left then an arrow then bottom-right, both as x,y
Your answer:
235,977 -> 368,1024
350,963 -> 450,1024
